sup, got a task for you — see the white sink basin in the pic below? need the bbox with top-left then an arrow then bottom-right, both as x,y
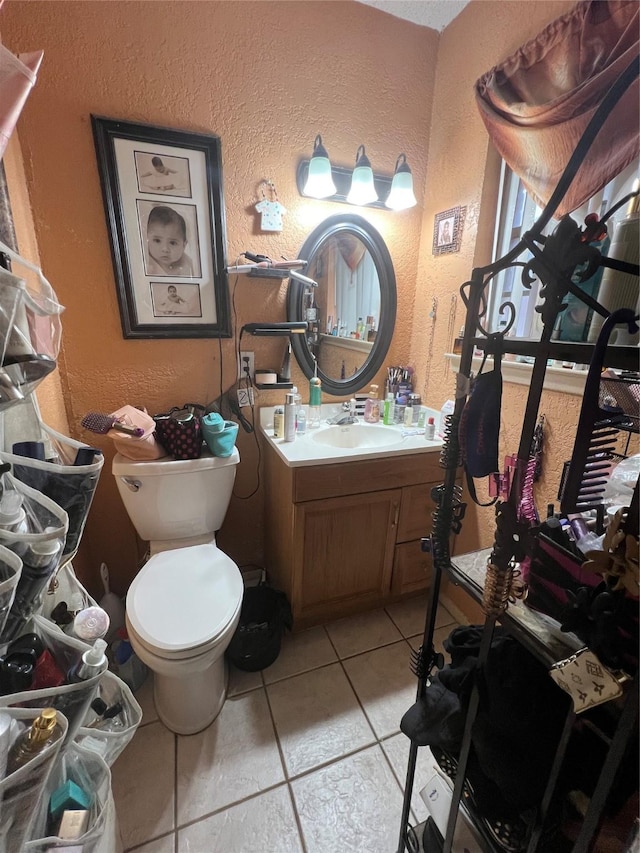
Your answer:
311,423 -> 402,449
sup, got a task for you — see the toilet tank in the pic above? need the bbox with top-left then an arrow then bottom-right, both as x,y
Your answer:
112,448 -> 239,543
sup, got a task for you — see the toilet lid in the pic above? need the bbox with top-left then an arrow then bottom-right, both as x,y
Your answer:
126,544 -> 243,654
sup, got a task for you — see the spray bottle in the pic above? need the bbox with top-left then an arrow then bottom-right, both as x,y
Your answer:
68,638 -> 108,683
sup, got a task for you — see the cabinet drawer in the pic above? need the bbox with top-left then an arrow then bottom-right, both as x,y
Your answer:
392,540 -> 432,596
293,453 -> 441,502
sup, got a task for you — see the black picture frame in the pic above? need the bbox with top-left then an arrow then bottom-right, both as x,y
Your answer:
91,116 -> 231,338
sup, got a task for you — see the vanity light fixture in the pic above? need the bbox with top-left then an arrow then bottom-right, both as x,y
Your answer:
385,154 -> 417,211
346,145 -> 378,206
302,135 -> 337,199
296,144 -> 412,210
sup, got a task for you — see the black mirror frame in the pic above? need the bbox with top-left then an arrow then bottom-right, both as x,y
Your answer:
287,214 -> 397,396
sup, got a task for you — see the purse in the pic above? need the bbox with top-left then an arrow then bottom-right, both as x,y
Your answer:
153,406 -> 203,460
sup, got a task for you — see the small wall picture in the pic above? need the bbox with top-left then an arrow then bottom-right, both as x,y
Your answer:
134,150 -> 192,197
150,282 -> 203,318
433,205 -> 466,256
92,116 -> 231,338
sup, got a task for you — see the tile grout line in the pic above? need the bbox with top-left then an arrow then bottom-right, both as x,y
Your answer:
261,679 -> 308,853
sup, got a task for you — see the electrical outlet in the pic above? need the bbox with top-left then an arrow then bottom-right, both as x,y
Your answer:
237,388 -> 254,407
238,350 -> 255,380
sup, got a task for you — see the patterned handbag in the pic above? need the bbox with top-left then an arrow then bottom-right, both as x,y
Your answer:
153,407 -> 203,460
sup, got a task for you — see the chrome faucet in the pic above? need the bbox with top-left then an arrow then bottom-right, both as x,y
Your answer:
326,399 -> 358,425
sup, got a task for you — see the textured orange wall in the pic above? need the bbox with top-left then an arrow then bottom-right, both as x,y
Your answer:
1,1 -> 438,596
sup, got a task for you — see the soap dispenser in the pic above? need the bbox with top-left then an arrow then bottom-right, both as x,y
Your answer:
308,364 -> 322,429
363,385 -> 380,423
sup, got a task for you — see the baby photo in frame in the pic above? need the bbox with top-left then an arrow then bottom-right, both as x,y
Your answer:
150,282 -> 203,318
134,151 -> 192,197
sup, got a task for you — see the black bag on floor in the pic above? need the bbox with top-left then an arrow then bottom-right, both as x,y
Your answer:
226,583 -> 292,672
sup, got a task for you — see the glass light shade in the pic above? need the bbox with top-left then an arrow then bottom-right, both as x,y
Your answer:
385,154 -> 417,210
347,145 -> 378,205
303,135 -> 336,198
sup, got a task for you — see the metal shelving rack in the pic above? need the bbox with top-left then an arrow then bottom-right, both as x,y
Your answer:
396,58 -> 639,853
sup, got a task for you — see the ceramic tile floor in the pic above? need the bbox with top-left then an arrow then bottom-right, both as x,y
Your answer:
112,595 -> 463,853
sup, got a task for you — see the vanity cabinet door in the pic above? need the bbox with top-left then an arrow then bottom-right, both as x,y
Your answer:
392,483 -> 437,596
294,488 -> 402,622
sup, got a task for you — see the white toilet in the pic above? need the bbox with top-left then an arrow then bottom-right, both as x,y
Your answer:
112,448 -> 244,735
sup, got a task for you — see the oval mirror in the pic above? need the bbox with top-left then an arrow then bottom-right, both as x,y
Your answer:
287,214 -> 397,396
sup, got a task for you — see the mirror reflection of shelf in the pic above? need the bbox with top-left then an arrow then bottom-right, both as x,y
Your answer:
319,333 -> 373,354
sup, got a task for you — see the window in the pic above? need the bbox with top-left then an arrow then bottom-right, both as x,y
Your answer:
487,160 -> 638,341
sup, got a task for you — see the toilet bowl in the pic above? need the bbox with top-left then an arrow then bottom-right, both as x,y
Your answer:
112,449 -> 244,735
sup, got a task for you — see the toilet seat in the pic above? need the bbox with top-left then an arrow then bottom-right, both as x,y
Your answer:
126,543 -> 243,658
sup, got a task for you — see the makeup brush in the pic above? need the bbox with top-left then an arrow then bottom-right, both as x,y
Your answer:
81,412 -> 145,437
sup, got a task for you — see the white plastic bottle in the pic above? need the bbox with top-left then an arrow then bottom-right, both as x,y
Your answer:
283,393 -> 297,442
425,416 -> 436,441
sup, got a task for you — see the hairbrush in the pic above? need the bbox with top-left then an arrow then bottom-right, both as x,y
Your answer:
81,412 -> 144,437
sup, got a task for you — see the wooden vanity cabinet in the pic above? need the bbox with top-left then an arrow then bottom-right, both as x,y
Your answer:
263,443 -> 441,628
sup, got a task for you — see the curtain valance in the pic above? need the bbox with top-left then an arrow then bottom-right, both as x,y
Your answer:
475,0 -> 639,216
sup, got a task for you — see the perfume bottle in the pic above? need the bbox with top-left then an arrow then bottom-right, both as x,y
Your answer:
452,326 -> 465,355
6,708 -> 62,775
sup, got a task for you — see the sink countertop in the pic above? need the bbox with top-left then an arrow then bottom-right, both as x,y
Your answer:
259,405 -> 443,467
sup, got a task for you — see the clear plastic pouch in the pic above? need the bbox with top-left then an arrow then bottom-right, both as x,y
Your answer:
0,44 -> 43,159
0,396 -> 104,560
75,670 -> 142,767
0,615 -> 104,744
0,544 -> 21,638
0,242 -> 64,411
0,475 -> 69,642
24,742 -> 122,853
0,707 -> 68,853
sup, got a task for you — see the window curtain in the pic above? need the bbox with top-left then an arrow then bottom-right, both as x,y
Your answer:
475,0 -> 639,217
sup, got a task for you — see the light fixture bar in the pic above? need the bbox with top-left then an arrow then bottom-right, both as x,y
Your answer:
296,161 -> 392,209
